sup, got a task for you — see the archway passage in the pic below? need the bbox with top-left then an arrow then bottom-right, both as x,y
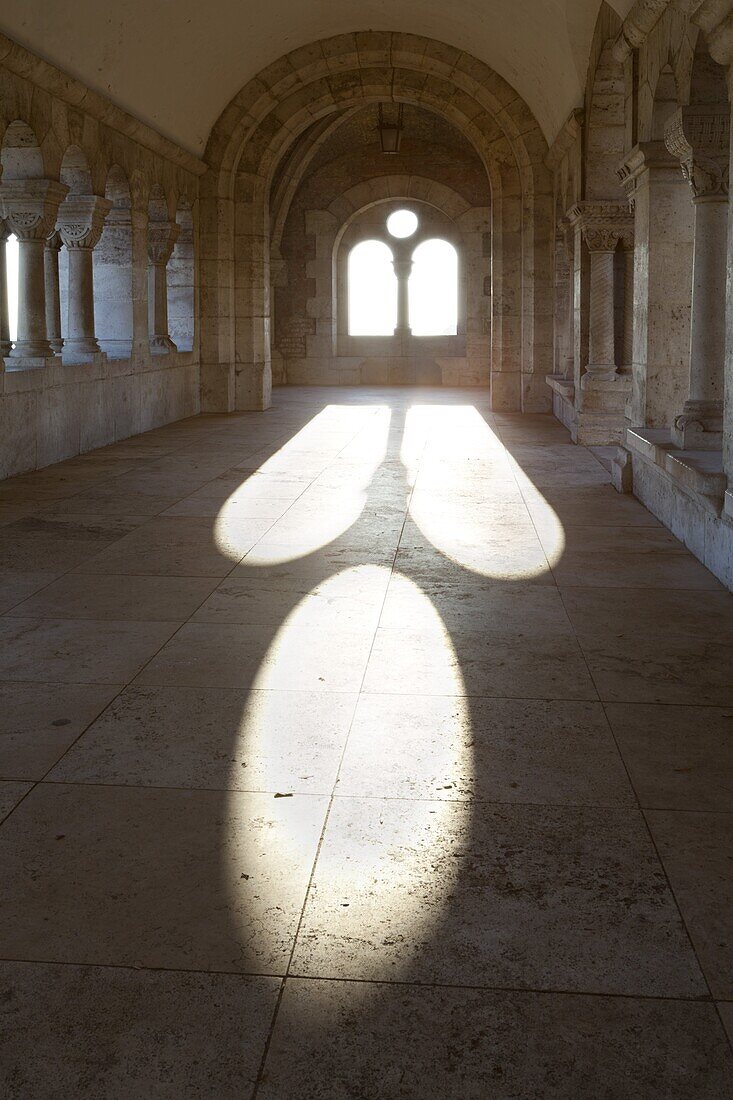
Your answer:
201,34 -> 554,412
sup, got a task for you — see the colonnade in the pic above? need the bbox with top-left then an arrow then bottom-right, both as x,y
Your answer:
0,179 -> 181,362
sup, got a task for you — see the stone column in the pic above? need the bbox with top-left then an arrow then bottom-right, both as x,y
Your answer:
620,233 -> 635,373
0,179 -> 68,359
57,195 -> 112,359
0,221 -> 10,357
665,104 -> 730,449
565,202 -> 633,444
147,220 -> 179,353
44,231 -> 63,354
617,143 -> 695,428
392,256 -> 413,337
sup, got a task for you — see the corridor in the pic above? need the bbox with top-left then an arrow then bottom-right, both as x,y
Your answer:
0,386 -> 731,1096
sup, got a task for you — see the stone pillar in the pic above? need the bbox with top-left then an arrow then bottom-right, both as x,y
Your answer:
665,104 -> 730,449
147,219 -> 179,353
0,179 -> 68,359
617,143 -> 695,429
44,232 -> 63,354
566,202 -> 633,443
57,195 -> 112,359
621,234 -> 635,372
392,256 -> 413,337
0,221 -> 10,357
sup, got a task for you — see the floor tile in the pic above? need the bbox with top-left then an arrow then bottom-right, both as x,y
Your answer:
0,783 -> 327,972
291,799 -> 704,997
0,780 -> 32,820
136,621 -> 374,692
338,695 -> 633,806
606,703 -> 733,811
0,961 -> 279,1099
552,550 -> 722,590
647,809 -> 733,999
73,516 -> 268,576
50,686 -> 356,793
0,618 -> 178,684
7,573 -> 220,622
560,586 -> 733,641
363,627 -> 598,700
0,683 -> 121,779
0,516 -> 143,571
0,571 -> 58,614
259,979 -> 733,1099
579,633 -> 733,705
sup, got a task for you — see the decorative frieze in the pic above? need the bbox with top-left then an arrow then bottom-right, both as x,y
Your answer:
664,105 -> 730,200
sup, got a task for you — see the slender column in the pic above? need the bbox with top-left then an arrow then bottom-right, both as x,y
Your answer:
585,235 -> 620,382
44,231 -> 63,354
621,234 -> 635,372
0,179 -> 68,358
0,221 -> 10,357
665,104 -> 730,449
392,257 -> 413,337
57,195 -> 112,358
148,220 -> 179,352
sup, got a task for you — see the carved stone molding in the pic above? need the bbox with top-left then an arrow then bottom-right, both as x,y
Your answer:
148,220 -> 180,265
566,201 -> 634,252
616,142 -> 681,209
665,105 -> 730,200
57,195 -> 112,249
0,179 -> 69,240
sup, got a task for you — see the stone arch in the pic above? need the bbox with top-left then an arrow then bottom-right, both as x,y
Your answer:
200,31 -> 552,414
0,119 -> 45,180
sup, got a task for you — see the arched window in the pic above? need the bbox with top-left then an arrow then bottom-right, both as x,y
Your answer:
348,240 -> 396,335
1,120 -> 44,355
409,239 -> 458,336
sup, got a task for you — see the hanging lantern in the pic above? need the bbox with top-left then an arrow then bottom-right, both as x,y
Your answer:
378,103 -> 404,153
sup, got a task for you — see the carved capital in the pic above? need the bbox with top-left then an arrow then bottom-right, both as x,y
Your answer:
616,141 -> 682,208
57,195 -> 112,249
567,201 -> 634,252
665,105 -> 730,199
148,220 -> 180,265
0,179 -> 69,240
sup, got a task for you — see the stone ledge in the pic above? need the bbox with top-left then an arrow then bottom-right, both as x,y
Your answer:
626,427 -> 727,514
545,373 -> 575,400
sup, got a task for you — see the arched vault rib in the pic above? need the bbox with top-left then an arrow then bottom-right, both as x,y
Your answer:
200,32 -> 554,416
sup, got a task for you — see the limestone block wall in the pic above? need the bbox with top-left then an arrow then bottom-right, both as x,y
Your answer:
0,35 -> 204,478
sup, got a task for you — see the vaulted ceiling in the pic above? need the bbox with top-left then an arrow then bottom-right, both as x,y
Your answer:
0,0 -> 635,154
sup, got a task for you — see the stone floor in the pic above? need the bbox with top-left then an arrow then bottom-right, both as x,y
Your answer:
0,386 -> 731,1098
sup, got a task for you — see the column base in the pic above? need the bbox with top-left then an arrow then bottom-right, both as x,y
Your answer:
10,341 -> 53,358
62,339 -> 102,363
49,339 -> 64,355
0,341 -> 11,358
150,335 -> 177,354
672,401 -> 724,451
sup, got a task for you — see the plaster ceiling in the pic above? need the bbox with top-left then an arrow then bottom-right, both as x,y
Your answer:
0,1 -> 636,155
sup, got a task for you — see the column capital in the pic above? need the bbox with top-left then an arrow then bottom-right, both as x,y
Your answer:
616,142 -> 681,207
665,104 -> 730,200
0,179 -> 68,240
567,201 -> 634,251
148,220 -> 179,266
57,195 -> 112,250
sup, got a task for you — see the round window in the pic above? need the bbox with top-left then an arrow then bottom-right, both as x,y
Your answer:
386,209 -> 418,238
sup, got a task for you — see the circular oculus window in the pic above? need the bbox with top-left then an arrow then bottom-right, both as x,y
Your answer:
386,209 -> 418,238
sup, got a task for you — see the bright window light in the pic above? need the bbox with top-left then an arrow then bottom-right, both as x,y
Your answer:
409,238 -> 458,336
348,240 -> 397,336
6,234 -> 19,344
386,209 -> 418,239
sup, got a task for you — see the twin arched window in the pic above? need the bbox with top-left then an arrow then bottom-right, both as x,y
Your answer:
347,209 -> 458,337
